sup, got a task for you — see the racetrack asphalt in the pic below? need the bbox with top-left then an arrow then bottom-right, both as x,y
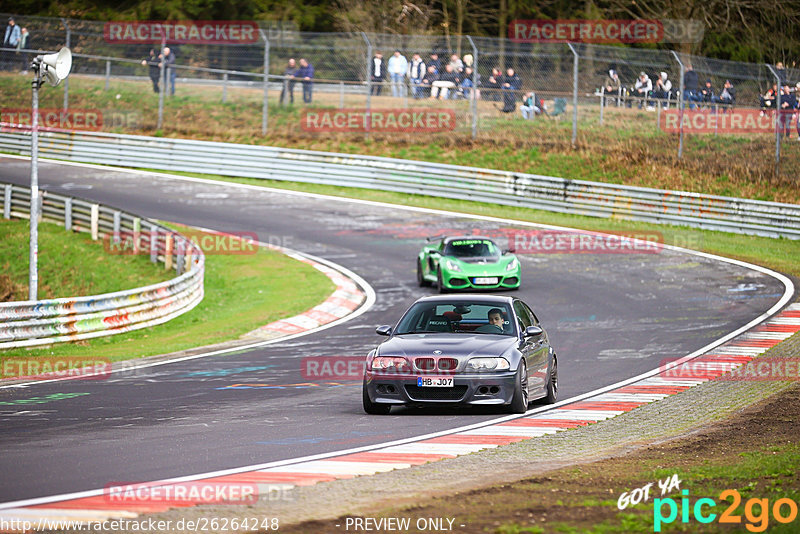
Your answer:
0,156 -> 790,503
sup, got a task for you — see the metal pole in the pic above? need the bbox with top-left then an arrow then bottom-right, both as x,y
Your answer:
222,72 -> 228,103
62,19 -> 70,111
339,81 -> 344,108
567,43 -> 578,146
766,64 -> 781,175
599,93 -> 604,124
671,51 -> 685,159
466,35 -> 478,140
29,70 -> 41,301
361,32 -> 372,137
105,60 -> 111,91
261,29 -> 269,136
157,59 -> 165,130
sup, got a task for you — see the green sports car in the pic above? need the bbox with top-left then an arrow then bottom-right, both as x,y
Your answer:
417,236 -> 521,292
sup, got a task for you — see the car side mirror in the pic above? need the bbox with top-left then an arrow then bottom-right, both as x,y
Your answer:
524,325 -> 543,338
376,325 -> 393,336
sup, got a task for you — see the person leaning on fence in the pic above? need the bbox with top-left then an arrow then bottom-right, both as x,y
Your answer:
631,72 -> 652,109
602,69 -> 621,104
2,17 -> 21,71
486,67 -> 502,102
651,72 -> 672,109
141,49 -> 160,93
280,58 -> 297,104
700,79 -> 715,107
159,46 -> 176,96
683,63 -> 701,110
16,27 -> 29,73
714,80 -> 735,108
370,52 -> 386,96
409,53 -> 426,99
420,65 -> 437,98
778,84 -> 797,139
520,91 -> 542,119
500,68 -> 521,113
296,58 -> 314,103
388,50 -> 409,98
431,63 -> 460,99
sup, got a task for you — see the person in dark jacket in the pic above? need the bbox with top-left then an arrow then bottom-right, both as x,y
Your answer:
295,58 -> 314,103
141,49 -> 160,93
370,52 -> 386,96
778,84 -> 797,139
714,80 -> 735,108
500,68 -> 521,112
486,67 -> 502,101
760,84 -> 777,114
420,65 -> 437,98
280,58 -> 297,104
683,63 -> 700,109
431,64 -> 460,99
700,79 -> 715,105
159,46 -> 176,96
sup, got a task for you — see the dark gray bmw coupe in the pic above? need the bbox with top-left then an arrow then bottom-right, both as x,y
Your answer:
362,294 -> 558,414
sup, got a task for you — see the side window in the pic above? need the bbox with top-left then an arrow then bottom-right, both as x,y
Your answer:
523,303 -> 539,325
513,300 -> 532,330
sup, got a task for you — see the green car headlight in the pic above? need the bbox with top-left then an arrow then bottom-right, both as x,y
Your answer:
506,258 -> 519,271
466,357 -> 510,371
445,259 -> 463,272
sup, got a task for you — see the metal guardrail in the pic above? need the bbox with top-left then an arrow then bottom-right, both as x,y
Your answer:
0,181 -> 205,349
1,129 -> 798,239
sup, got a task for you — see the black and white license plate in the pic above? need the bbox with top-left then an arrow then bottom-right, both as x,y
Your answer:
416,376 -> 454,387
473,277 -> 499,285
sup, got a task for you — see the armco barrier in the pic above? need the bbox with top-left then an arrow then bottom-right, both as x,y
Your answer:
1,129 -> 799,239
0,182 -> 204,349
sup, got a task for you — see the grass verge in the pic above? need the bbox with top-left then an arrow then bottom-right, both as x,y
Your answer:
0,220 -> 335,363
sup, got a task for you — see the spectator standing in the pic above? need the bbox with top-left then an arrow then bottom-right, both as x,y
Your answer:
431,64 -> 460,99
683,63 -> 700,110
296,58 -> 314,103
370,52 -> 386,96
778,84 -> 796,139
603,69 -> 621,104
651,72 -> 672,109
280,58 -> 297,104
159,46 -> 176,96
387,50 -> 409,97
775,62 -> 787,86
632,72 -> 652,109
17,27 -> 29,73
500,68 -> 521,112
486,67 -> 502,101
2,17 -> 21,71
409,53 -> 426,99
141,49 -> 160,93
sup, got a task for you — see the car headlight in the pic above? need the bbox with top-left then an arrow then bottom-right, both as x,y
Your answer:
466,357 -> 510,371
370,356 -> 411,373
506,258 -> 519,271
445,259 -> 463,272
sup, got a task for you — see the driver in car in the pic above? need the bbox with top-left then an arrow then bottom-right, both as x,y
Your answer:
476,308 -> 506,333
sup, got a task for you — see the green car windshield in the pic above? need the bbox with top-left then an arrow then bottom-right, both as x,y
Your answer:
395,301 -> 516,335
443,239 -> 500,259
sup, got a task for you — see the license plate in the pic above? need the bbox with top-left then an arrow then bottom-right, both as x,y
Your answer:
473,277 -> 499,285
417,376 -> 454,387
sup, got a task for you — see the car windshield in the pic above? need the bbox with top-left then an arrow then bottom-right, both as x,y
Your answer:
395,301 -> 515,336
443,239 -> 500,259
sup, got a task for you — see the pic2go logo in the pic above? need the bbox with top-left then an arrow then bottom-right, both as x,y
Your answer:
654,489 -> 798,532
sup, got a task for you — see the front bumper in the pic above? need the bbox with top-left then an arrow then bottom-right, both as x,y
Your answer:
364,370 -> 518,407
440,270 -> 521,290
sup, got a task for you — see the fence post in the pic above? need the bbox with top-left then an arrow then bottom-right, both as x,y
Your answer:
261,29 -> 270,136
64,197 -> 72,230
466,35 -> 478,140
105,60 -> 111,91
157,60 -> 165,130
670,51 -> 685,159
222,72 -> 228,103
61,18 -> 70,111
339,81 -> 344,108
765,64 -> 781,176
90,204 -> 99,241
3,184 -> 10,219
361,32 -> 372,137
567,43 -> 578,146
599,93 -> 604,125
112,210 -> 121,244
149,223 -> 158,264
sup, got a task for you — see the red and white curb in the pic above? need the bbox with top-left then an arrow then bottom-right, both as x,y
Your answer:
2,304 -> 798,529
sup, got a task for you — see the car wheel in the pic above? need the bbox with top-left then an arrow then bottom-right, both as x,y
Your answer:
507,360 -> 529,413
363,381 -> 391,415
417,260 -> 428,287
543,355 -> 558,404
437,268 -> 447,293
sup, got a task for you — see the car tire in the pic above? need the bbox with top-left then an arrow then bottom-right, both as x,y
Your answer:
363,381 -> 391,415
507,360 -> 529,414
417,260 -> 428,287
543,355 -> 558,404
437,268 -> 447,293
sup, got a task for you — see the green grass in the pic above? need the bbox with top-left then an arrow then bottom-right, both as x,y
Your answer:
0,220 -> 335,362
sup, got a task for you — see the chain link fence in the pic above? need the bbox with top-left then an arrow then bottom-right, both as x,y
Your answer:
1,12 -> 797,178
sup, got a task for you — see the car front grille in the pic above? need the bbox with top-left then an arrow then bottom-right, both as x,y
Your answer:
405,385 -> 468,401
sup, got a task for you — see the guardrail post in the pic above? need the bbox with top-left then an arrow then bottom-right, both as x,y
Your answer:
105,60 -> 111,91
670,51 -> 685,160
765,64 -> 781,176
567,43 -> 578,146
260,29 -> 270,136
3,185 -> 10,219
222,72 -> 228,103
90,204 -> 99,240
149,223 -> 158,263
64,197 -> 72,230
132,217 -> 141,254
164,234 -> 174,271
62,18 -> 70,111
176,238 -> 185,275
112,210 -> 121,244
